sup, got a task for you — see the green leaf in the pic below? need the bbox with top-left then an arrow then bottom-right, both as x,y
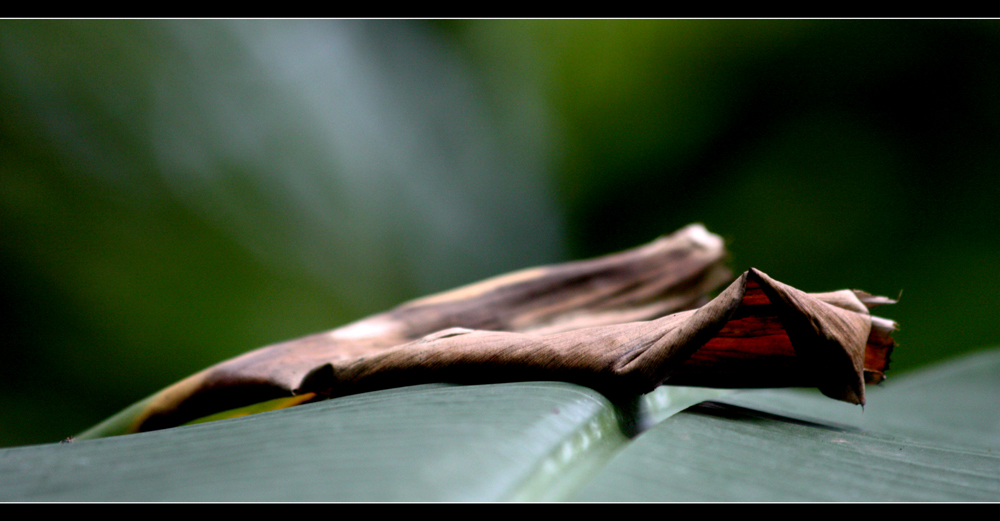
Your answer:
571,349 -> 1000,501
571,401 -> 999,501
715,348 -> 1000,452
0,384 -> 715,501
1,350 -> 997,501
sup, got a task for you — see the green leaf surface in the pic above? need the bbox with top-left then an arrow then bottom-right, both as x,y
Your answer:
0,383 -> 718,502
1,350 -> 997,501
570,401 -> 999,501
718,349 -> 1000,452
571,349 -> 1000,501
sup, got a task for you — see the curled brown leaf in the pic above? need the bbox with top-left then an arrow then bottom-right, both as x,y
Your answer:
85,225 -> 895,436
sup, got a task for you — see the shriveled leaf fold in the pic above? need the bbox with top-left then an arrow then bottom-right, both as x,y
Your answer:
80,224 -> 896,438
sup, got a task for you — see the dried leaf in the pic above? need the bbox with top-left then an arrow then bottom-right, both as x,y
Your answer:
80,224 -> 896,438
297,268 -> 893,406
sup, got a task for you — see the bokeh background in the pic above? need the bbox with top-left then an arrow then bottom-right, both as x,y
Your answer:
2,20 -> 998,447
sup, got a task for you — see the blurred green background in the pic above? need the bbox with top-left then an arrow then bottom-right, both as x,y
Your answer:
2,20 -> 998,448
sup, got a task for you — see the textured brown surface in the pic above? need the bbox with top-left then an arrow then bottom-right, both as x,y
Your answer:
302,269 -> 890,406
99,225 -> 895,435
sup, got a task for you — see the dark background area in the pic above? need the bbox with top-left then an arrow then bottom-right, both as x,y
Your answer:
2,20 -> 998,447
